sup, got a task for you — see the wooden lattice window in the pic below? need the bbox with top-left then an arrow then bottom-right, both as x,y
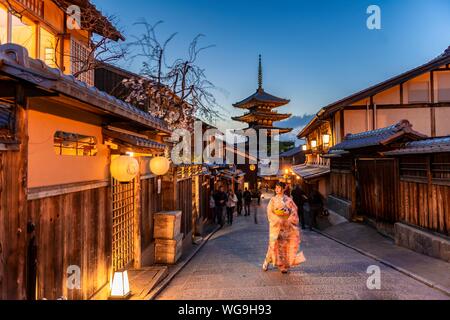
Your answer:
331,157 -> 353,173
53,131 -> 97,156
112,178 -> 135,271
71,39 -> 94,86
399,156 -> 428,182
432,153 -> 450,182
16,0 -> 44,18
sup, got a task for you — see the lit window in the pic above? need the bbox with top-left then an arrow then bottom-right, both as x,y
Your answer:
54,131 -> 98,156
11,15 -> 36,58
39,27 -> 58,68
0,5 -> 7,45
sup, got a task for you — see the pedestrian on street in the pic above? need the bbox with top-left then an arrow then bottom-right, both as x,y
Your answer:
291,184 -> 307,230
214,186 -> 227,227
263,182 -> 306,274
243,188 -> 252,216
308,189 -> 323,231
226,190 -> 238,225
236,189 -> 243,216
256,188 -> 262,206
209,194 -> 215,222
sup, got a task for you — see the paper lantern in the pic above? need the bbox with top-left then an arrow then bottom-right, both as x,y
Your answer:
150,156 -> 170,176
110,156 -> 139,182
322,134 -> 331,145
110,270 -> 131,299
311,140 -> 317,148
249,164 -> 256,172
302,145 -> 307,151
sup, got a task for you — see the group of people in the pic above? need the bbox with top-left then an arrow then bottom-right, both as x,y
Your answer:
290,184 -> 324,231
210,186 -> 255,228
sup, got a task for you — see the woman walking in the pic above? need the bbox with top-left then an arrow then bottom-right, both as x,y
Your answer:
226,190 -> 238,225
263,182 -> 306,274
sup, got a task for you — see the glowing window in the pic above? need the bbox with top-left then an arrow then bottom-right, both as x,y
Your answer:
11,15 -> 36,58
54,131 -> 98,156
39,27 -> 58,67
0,5 -> 7,45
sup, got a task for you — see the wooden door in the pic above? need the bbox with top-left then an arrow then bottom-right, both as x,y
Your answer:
356,159 -> 399,223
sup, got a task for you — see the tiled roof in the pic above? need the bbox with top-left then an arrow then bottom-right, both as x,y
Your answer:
0,44 -> 169,134
280,146 -> 302,158
330,120 -> 426,151
103,128 -> 166,151
233,88 -> 290,108
383,136 -> 450,155
292,164 -> 330,180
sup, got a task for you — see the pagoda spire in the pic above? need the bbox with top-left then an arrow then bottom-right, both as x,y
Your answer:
258,54 -> 263,91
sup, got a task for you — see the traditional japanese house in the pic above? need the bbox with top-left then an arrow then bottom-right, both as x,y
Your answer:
297,45 -> 450,199
232,55 -> 292,190
325,121 -> 450,262
0,42 -> 173,300
325,120 -> 426,223
0,0 -> 124,84
383,137 -> 450,262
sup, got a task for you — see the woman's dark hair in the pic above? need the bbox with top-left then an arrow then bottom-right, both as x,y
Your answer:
275,182 -> 286,189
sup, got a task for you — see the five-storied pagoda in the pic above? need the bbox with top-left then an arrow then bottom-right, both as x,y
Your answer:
232,55 -> 292,134
232,55 -> 292,188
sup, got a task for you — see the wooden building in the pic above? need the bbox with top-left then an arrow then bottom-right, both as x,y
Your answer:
297,45 -> 450,198
325,121 -> 450,261
0,0 -> 123,85
0,42 -> 173,300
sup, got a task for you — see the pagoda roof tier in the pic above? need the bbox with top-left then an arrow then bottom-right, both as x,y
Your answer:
233,88 -> 290,109
251,125 -> 293,134
232,112 -> 292,123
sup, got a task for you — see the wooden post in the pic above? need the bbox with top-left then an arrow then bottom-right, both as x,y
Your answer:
133,171 -> 142,269
161,168 -> 177,211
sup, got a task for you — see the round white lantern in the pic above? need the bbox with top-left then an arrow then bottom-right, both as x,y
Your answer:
150,156 -> 170,176
110,156 -> 139,182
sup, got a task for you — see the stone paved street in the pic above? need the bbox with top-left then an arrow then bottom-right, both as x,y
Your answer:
157,197 -> 449,300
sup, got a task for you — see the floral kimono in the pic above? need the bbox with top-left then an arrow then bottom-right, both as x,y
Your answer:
264,194 -> 306,271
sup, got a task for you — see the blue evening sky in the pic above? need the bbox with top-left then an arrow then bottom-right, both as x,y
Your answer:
93,0 -> 450,131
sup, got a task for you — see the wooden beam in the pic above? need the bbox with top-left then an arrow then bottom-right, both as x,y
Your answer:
339,110 -> 345,142
430,72 -> 436,137
400,83 -> 404,104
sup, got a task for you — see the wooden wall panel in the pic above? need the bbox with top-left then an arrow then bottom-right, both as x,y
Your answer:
0,104 -> 28,300
400,181 -> 449,236
140,177 -> 161,250
330,172 -> 354,201
28,186 -> 111,300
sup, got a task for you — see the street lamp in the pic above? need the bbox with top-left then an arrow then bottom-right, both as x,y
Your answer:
110,270 -> 131,299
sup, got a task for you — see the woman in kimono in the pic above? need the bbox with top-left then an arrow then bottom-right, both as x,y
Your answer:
263,182 -> 306,273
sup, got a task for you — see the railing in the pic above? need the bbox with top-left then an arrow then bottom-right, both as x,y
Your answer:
16,0 -> 44,18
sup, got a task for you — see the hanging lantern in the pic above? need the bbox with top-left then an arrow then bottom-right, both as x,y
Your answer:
150,156 -> 171,176
249,164 -> 256,172
302,145 -> 307,151
110,155 -> 139,182
311,140 -> 317,149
